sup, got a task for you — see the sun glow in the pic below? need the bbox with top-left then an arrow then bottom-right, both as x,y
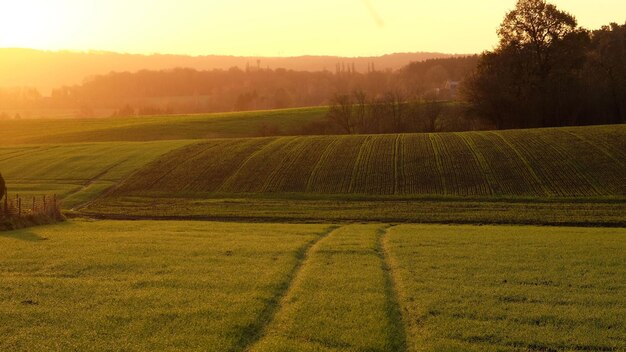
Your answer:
0,1 -> 77,50
1,0 -> 625,56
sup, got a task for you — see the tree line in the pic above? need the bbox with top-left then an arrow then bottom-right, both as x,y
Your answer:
319,0 -> 625,134
304,94 -> 486,136
464,0 -> 626,129
0,57 -> 478,118
2,0 -> 624,133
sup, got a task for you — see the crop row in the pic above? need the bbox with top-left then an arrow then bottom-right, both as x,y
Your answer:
113,126 -> 626,198
536,128 -> 626,195
306,136 -> 366,193
496,130 -> 601,197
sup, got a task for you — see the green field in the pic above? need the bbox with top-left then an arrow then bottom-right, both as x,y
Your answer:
386,224 -> 626,351
1,113 -> 625,351
250,224 -> 404,352
0,220 -> 332,351
71,124 -> 625,225
0,141 -> 192,208
0,107 -> 327,145
109,125 -> 626,198
1,124 -> 623,224
1,221 -> 624,351
84,195 -> 626,226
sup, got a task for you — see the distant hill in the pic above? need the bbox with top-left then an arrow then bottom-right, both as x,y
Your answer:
0,48 -> 457,94
0,107 -> 328,145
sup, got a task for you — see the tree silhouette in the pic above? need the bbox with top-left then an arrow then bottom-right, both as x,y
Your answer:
586,23 -> 626,123
464,0 -> 589,128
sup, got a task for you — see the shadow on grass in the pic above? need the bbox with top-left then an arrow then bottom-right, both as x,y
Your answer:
0,228 -> 48,241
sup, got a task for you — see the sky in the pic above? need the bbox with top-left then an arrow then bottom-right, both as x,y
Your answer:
1,0 -> 625,57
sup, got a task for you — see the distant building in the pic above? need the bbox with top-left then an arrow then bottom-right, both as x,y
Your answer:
445,80 -> 460,99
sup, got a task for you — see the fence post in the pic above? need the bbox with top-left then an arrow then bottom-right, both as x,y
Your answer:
43,195 -> 47,213
18,197 -> 21,216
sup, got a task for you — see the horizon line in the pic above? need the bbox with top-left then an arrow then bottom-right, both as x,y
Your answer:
0,46 -> 477,59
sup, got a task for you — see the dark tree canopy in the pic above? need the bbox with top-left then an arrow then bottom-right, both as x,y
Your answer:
586,23 -> 626,123
464,0 -> 625,129
498,0 -> 577,50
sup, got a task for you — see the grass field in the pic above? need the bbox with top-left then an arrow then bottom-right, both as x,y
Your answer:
0,220 -> 332,351
0,124 -> 622,224
0,107 -> 327,145
73,124 -> 626,225
84,195 -> 626,226
386,224 -> 626,351
250,224 -> 404,352
0,141 -> 192,208
1,54 -> 624,352
110,125 -> 626,198
1,221 -> 624,351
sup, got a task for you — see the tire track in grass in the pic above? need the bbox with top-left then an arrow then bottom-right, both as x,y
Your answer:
247,224 -> 403,352
377,225 -> 408,352
234,225 -> 341,352
381,226 -> 431,352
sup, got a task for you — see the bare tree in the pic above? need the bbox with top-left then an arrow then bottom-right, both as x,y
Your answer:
382,90 -> 407,133
327,94 -> 357,134
424,93 -> 443,132
353,90 -> 368,133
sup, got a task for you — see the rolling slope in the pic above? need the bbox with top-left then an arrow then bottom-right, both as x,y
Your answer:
0,107 -> 326,145
111,125 -> 626,198
0,141 -> 193,208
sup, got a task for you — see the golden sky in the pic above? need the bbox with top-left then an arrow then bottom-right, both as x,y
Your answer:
1,0 -> 624,57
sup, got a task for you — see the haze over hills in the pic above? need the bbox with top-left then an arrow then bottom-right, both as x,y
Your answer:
0,48 -> 458,94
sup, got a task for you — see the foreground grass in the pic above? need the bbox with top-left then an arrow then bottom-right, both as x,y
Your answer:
0,220 -> 330,351
250,224 -> 404,352
385,224 -> 626,351
1,221 -> 625,350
